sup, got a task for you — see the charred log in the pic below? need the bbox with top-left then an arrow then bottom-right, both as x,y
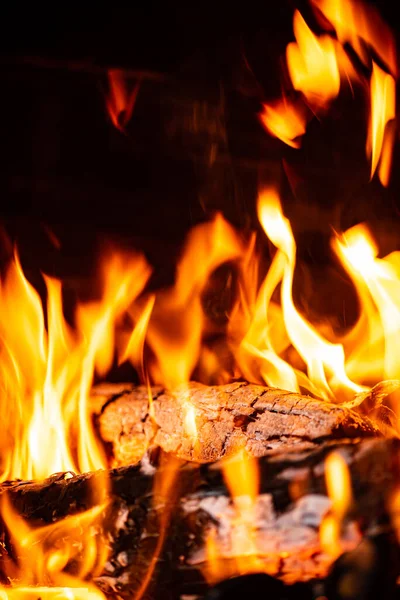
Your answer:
95,381 -> 380,465
0,438 -> 399,599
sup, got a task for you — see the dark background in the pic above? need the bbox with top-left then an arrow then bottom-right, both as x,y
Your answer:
0,0 -> 398,288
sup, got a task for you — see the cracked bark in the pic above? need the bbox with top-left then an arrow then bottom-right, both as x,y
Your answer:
94,381 -> 380,466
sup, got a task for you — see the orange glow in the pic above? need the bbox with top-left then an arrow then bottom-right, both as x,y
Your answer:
287,11 -> 340,107
325,451 -> 352,518
106,70 -> 141,132
259,99 -> 307,148
0,471 -> 109,600
367,62 -> 396,186
0,250 -> 151,481
320,451 -> 352,558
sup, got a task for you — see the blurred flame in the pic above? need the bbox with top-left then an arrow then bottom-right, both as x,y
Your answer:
205,449 -> 263,581
311,0 -> 397,77
0,472 -> 109,600
260,0 -> 397,183
320,452 -> 352,557
0,251 -> 151,481
325,451 -> 352,517
259,99 -> 307,148
106,70 -> 141,132
287,11 -> 340,107
367,62 -> 396,186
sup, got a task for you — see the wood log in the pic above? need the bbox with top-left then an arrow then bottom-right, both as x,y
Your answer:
0,438 -> 399,600
94,381 -> 380,466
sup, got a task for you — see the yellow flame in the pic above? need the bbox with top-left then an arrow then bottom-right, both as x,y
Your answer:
236,188 -> 363,400
367,62 -> 396,186
320,451 -> 352,558
287,10 -> 340,107
0,251 -> 151,481
333,225 -> 400,385
259,99 -> 307,148
311,0 -> 397,77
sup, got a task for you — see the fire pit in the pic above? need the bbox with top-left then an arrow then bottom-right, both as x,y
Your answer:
0,0 -> 400,599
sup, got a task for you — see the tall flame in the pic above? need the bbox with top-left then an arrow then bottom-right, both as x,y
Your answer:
367,62 -> 396,186
236,188 -> 362,400
0,251 -> 151,481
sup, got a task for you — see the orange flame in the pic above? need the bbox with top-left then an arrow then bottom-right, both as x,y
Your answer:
287,10 -> 340,107
235,188 -> 363,400
205,449 -> 262,581
320,451 -> 352,558
259,98 -> 307,148
311,0 -> 397,77
333,225 -> 400,393
106,70 -> 141,132
367,62 -> 396,186
0,250 -> 151,481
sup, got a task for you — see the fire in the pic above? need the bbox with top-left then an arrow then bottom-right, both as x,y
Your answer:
106,70 -> 141,132
235,188 -> 363,400
320,451 -> 353,558
286,10 -> 340,107
333,225 -> 400,394
0,471 -> 109,600
259,98 -> 307,148
367,62 -> 396,186
0,251 -> 151,481
260,0 -> 397,183
206,449 -> 263,582
139,213 -> 242,440
311,0 -> 397,77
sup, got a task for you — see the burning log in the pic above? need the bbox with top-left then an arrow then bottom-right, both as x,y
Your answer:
94,381 -> 380,466
0,437 -> 398,599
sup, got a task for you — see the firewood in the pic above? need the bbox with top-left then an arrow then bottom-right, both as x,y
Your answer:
0,438 -> 398,599
94,381 -> 380,466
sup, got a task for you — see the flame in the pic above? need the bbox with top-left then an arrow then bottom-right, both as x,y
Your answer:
259,98 -> 307,148
286,11 -> 340,107
367,62 -> 396,186
333,225 -> 400,388
0,471 -> 109,600
311,0 -> 397,77
205,449 -> 263,581
320,451 -> 352,558
0,250 -> 151,481
106,70 -> 141,132
136,214 -> 242,438
235,188 -> 362,400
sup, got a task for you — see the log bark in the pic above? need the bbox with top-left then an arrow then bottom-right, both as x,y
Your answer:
0,438 -> 398,599
94,381 -> 380,466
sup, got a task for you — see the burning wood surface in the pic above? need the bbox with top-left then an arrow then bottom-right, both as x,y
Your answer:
0,0 -> 400,598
